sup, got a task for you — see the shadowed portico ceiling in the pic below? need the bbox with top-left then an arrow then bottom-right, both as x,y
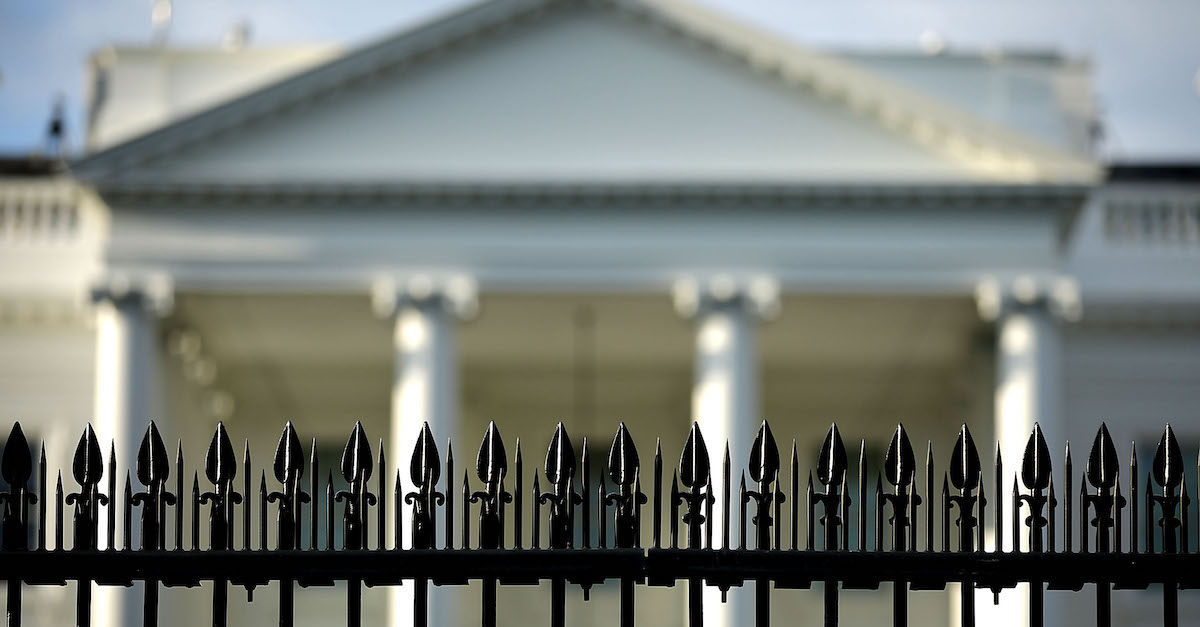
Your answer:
168,292 -> 985,431
73,0 -> 1098,186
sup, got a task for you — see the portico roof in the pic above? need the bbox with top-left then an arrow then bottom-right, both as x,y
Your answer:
73,0 -> 1099,187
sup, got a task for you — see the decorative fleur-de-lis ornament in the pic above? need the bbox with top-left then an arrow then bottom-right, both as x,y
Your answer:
335,422 -> 377,550
267,422 -> 310,550
405,423 -> 445,549
880,423 -> 920,550
604,423 -> 647,548
199,422 -> 242,550
1017,424 -> 1053,552
947,424 -> 983,551
66,424 -> 108,550
539,422 -> 583,549
472,421 -> 511,549
676,423 -> 713,549
1150,424 -> 1186,553
0,423 -> 38,551
131,422 -> 176,551
744,420 -> 783,550
809,423 -> 848,550
1083,423 -> 1122,552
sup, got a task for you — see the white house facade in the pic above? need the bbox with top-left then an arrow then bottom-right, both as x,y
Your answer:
1,0 -> 1198,626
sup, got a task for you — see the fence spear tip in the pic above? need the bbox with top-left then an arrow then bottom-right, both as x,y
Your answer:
749,421 -> 779,484
2,422 -> 32,487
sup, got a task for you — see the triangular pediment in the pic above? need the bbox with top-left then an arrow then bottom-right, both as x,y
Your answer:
76,0 -> 1098,186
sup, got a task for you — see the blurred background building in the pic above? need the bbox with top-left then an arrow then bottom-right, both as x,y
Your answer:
1,0 -> 1198,625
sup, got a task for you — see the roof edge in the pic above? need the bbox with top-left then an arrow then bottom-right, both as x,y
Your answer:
73,0 -> 1101,186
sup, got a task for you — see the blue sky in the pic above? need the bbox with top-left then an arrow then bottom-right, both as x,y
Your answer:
1,0 -> 1198,160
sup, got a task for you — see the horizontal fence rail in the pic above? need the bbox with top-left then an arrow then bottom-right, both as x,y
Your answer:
0,420 -> 1196,627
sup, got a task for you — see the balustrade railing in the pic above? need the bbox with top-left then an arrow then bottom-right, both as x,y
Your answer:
0,419 -> 1196,627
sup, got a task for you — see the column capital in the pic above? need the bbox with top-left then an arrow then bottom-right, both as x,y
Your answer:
974,274 -> 1081,323
672,274 -> 780,320
371,274 -> 478,320
89,271 -> 174,316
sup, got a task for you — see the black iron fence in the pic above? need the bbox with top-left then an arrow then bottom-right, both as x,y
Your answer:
0,419 -> 1196,627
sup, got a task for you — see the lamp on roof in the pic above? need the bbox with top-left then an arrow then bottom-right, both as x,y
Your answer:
151,0 -> 172,46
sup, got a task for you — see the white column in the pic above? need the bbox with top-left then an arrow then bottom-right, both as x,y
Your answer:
91,274 -> 172,627
974,275 -> 1080,627
674,275 -> 779,627
374,275 -> 476,627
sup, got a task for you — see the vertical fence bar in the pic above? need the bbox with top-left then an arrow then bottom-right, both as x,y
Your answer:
56,471 -> 64,551
608,423 -> 642,627
599,480 -> 608,548
511,440 -> 519,550
1051,475 -> 1060,550
875,476 -> 884,553
16,419 -> 1200,627
310,440 -> 319,551
175,443 -> 184,551
543,423 -> 577,627
134,423 -> 173,627
378,443 -> 386,551
823,472 -> 840,627
1018,425 -> 1052,627
791,441 -> 798,552
38,442 -> 47,553
746,422 -> 779,627
994,446 -> 1003,555
337,423 -> 374,627
408,423 -> 442,627
1087,425 -> 1118,627
475,422 -> 508,627
67,425 -> 105,627
446,440 -> 454,550
394,471 -> 402,551
677,423 -> 709,627
243,441 -> 251,551
813,424 -> 846,627
1065,444 -> 1073,553
581,440 -> 590,550
722,446 -> 731,551
1151,425 -> 1183,627
948,425 -> 980,627
201,423 -> 239,627
858,441 -> 866,553
1130,444 -> 1139,554
107,442 -> 115,554
2,425 -> 34,627
270,423 -> 305,627
670,472 -> 678,550
122,474 -> 131,550
653,439 -> 662,550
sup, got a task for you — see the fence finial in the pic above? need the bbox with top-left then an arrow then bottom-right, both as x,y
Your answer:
747,420 -> 780,551
950,424 -> 980,492
133,422 -> 175,554
268,422 -> 308,551
473,422 -> 510,550
817,423 -> 847,488
1,423 -> 36,552
407,422 -> 444,550
1021,423 -> 1052,492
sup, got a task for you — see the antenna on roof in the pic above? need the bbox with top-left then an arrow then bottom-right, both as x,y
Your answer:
44,94 -> 67,161
223,21 -> 252,53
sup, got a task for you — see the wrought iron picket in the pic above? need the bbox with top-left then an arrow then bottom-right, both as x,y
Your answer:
0,419 -> 1198,627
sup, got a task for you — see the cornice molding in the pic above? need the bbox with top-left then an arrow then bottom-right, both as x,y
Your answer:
91,180 -> 1091,211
